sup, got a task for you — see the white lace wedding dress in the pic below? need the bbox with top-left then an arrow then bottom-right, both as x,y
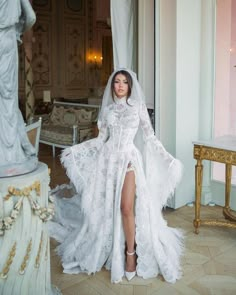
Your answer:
49,97 -> 184,284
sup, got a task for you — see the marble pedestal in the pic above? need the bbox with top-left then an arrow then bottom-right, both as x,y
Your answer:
0,163 -> 60,295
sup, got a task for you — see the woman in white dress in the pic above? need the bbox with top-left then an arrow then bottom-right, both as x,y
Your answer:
50,68 -> 184,284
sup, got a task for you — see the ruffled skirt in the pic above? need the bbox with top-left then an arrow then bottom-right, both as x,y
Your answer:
49,139 -> 184,283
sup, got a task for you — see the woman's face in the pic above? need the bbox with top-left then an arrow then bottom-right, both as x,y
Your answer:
113,74 -> 129,98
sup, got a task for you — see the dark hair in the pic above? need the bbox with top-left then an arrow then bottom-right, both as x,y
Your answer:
111,70 -> 133,101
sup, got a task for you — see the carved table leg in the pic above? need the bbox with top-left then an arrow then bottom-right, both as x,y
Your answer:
194,159 -> 203,234
223,164 -> 236,222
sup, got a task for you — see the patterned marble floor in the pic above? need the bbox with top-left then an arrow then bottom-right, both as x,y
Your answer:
39,144 -> 236,295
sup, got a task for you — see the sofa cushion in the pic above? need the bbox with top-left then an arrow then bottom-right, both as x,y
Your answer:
63,110 -> 77,125
50,106 -> 65,126
77,109 -> 93,123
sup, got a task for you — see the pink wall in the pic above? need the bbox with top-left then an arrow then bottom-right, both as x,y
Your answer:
213,0 -> 236,184
230,0 -> 236,134
214,0 -> 231,137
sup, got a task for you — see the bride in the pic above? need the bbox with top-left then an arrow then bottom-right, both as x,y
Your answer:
49,68 -> 184,284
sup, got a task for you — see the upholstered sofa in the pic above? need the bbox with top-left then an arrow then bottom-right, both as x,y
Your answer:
39,100 -> 100,156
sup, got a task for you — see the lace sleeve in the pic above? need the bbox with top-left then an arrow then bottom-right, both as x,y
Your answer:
139,102 -> 155,140
139,102 -> 179,162
139,101 -> 180,166
139,102 -> 165,151
139,102 -> 183,207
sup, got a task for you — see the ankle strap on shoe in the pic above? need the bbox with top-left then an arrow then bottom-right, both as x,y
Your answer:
126,250 -> 136,256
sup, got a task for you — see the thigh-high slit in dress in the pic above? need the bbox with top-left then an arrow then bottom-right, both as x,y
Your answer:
49,97 -> 184,284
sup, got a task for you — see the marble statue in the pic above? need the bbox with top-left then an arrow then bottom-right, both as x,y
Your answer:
0,0 -> 37,177
0,4 -> 62,293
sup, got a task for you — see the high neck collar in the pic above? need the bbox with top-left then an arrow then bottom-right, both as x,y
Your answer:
114,96 -> 127,104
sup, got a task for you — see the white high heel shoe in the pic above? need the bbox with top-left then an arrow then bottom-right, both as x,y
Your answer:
125,250 -> 136,281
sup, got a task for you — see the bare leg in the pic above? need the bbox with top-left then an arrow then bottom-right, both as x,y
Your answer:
121,170 -> 136,272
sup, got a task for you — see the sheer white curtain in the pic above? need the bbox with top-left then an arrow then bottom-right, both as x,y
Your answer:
110,0 -> 137,70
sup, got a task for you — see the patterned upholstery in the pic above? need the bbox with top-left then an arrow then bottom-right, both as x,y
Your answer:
40,102 -> 99,150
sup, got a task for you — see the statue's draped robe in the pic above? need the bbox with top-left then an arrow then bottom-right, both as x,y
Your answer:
0,0 -> 36,172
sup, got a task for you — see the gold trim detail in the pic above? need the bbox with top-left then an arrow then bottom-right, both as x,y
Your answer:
19,239 -> 32,275
194,145 -> 236,165
201,219 -> 236,228
0,197 -> 24,236
4,181 -> 41,201
223,207 -> 236,222
193,143 -> 236,233
0,182 -> 54,236
35,232 -> 44,268
0,242 -> 17,279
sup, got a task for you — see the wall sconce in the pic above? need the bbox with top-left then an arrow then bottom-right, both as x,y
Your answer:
88,52 -> 103,70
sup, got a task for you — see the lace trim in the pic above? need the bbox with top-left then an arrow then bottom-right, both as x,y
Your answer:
114,96 -> 127,104
126,162 -> 135,172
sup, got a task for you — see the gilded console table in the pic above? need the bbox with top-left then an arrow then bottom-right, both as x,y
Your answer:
193,136 -> 236,234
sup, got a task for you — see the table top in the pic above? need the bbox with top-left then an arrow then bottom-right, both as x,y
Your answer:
193,135 -> 236,152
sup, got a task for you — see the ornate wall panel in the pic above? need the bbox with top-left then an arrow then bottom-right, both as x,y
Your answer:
95,21 -> 113,87
32,21 -> 52,86
17,0 -> 111,102
64,0 -> 84,15
33,0 -> 52,11
65,22 -> 87,88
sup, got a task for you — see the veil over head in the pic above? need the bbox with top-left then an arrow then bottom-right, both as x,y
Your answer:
98,68 -> 146,128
